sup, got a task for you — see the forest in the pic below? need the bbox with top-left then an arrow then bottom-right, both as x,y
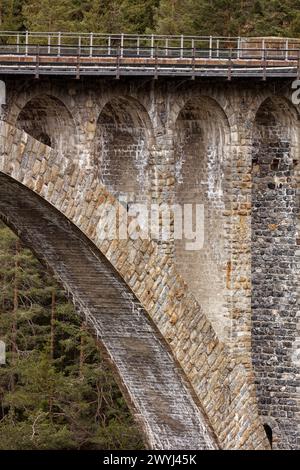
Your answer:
0,0 -> 300,37
0,0 -> 298,451
0,222 -> 143,449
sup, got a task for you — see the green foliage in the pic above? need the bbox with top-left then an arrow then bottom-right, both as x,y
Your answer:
22,0 -> 80,31
81,0 -> 159,34
0,0 -> 25,30
0,222 -> 143,450
153,0 -> 194,35
154,0 -> 300,36
1,0 -> 300,36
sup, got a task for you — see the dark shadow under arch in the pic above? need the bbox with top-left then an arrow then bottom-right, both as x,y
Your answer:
16,94 -> 77,155
95,96 -> 154,202
263,424 -> 273,449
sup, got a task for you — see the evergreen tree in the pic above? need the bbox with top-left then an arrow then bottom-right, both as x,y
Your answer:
0,222 -> 143,450
81,0 -> 158,34
22,0 -> 79,32
154,0 -> 195,35
0,0 -> 300,37
119,0 -> 159,34
0,0 -> 25,30
81,1 -> 123,34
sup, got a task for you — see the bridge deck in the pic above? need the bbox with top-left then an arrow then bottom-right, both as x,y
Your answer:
0,32 -> 299,78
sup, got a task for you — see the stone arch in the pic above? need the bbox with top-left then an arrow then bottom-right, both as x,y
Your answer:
15,94 -> 77,156
262,417 -> 282,450
94,96 -> 154,203
0,122 -> 270,450
0,172 -> 216,451
173,96 -> 231,341
251,95 -> 300,449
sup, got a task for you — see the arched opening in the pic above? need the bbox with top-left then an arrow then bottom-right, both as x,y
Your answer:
251,96 -> 299,449
16,95 -> 77,155
95,97 -> 152,203
173,97 -> 230,340
263,424 -> 273,449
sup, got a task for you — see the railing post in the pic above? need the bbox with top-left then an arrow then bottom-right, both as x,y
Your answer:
285,38 -> 289,60
237,37 -> 240,59
165,38 -> 168,56
191,39 -> 195,59
209,35 -> 212,59
57,32 -> 61,57
216,39 -> 219,58
227,48 -> 232,81
89,32 -> 93,57
262,38 -> 265,61
78,35 -> 81,56
48,34 -> 51,54
25,30 -> 28,56
116,45 -> 120,79
191,46 -> 195,80
151,34 -> 154,58
76,51 -> 80,79
108,36 -> 111,56
17,33 -> 20,54
120,33 -> 124,58
35,44 -> 40,79
154,46 -> 158,79
137,36 -> 140,56
262,47 -> 266,81
180,34 -> 184,59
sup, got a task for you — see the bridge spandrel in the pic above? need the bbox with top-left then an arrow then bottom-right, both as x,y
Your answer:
0,172 -> 217,450
0,119 -> 271,450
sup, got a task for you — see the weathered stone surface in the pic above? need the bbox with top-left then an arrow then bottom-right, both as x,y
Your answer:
0,174 -> 216,450
0,76 -> 298,450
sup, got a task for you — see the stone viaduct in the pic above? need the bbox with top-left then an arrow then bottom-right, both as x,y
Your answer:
0,63 -> 299,449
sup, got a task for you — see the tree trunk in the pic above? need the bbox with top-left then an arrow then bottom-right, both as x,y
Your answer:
10,238 -> 20,394
50,290 -> 55,360
79,321 -> 85,379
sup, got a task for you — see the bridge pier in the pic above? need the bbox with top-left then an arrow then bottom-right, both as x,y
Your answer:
0,75 -> 299,449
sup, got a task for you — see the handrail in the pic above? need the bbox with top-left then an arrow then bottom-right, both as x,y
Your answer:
0,32 -> 300,62
0,43 -> 299,60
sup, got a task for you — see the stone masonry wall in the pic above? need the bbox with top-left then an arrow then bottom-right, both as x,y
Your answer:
251,97 -> 300,449
1,77 -> 299,449
0,120 -> 268,450
0,173 -> 217,450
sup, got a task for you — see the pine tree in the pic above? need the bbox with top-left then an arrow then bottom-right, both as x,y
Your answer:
22,0 -> 79,32
0,0 -> 25,30
154,0 -> 195,35
81,1 -> 123,34
0,222 -> 143,449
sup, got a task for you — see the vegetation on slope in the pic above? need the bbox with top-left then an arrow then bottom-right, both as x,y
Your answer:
1,0 -> 300,36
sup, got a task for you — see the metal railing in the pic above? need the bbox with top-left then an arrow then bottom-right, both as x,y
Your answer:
0,31 -> 243,57
0,31 -> 299,78
0,31 -> 299,59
